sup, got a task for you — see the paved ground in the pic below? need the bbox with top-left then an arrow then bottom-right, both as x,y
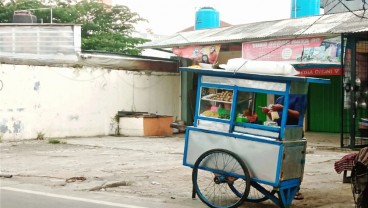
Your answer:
0,132 -> 359,207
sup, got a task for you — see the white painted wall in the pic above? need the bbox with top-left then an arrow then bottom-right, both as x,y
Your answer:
0,64 -> 180,140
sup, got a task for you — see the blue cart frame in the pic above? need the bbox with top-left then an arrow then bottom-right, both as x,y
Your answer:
181,67 -> 330,208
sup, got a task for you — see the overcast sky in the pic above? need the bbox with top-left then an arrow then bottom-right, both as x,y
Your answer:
113,0 -> 294,35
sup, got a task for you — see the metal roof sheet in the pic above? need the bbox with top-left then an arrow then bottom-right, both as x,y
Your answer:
139,10 -> 368,49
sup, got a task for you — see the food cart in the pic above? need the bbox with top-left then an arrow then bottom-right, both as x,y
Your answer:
181,62 -> 330,208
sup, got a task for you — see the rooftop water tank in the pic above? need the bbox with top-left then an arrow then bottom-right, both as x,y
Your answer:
13,10 -> 37,23
291,0 -> 320,18
195,7 -> 220,30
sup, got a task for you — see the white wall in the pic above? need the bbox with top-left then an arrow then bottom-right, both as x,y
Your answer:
0,64 -> 180,140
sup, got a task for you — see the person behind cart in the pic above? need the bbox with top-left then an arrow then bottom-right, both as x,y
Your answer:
261,94 -> 306,127
261,94 -> 307,200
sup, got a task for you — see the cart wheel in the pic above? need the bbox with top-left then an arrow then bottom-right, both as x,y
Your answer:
229,182 -> 276,203
192,149 -> 251,208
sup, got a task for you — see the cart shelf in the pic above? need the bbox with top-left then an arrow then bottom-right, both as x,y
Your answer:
201,94 -> 232,103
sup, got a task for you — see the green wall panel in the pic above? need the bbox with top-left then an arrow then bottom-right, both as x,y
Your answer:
255,93 -> 267,123
308,76 -> 341,132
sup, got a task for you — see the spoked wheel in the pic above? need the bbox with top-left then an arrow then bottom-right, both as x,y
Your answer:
229,182 -> 276,203
192,149 -> 251,208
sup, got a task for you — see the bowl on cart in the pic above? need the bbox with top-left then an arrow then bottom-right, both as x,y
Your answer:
199,63 -> 214,69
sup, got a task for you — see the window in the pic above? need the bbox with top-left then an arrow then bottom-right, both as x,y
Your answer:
199,87 -> 233,120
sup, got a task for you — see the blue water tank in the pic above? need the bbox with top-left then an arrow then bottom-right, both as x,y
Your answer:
291,0 -> 320,18
195,7 -> 220,30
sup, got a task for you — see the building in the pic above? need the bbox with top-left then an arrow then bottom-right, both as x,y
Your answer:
139,9 -> 368,148
0,23 -> 180,140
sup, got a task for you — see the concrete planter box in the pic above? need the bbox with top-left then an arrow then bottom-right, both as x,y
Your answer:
119,115 -> 173,137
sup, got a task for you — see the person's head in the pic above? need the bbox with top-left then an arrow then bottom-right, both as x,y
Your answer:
210,46 -> 216,53
243,109 -> 251,116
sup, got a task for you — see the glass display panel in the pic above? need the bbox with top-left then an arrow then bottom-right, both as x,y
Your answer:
199,87 -> 233,120
234,91 -> 257,123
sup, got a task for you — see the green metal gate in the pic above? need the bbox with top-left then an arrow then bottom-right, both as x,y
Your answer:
308,76 -> 341,132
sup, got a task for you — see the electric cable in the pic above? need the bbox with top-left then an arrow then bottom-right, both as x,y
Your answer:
338,0 -> 368,19
324,0 -> 335,8
178,33 -> 191,43
362,0 -> 367,17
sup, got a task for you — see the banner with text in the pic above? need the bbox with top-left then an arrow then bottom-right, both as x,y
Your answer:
242,37 -> 341,64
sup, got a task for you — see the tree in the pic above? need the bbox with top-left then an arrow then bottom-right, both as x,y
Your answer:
0,0 -> 149,55
69,1 -> 149,55
0,0 -> 47,23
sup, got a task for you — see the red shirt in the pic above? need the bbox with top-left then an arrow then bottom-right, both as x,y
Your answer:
209,52 -> 218,64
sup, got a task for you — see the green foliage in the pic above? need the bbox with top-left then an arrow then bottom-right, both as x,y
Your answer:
48,138 -> 61,144
0,0 -> 149,55
0,0 -> 44,23
48,138 -> 67,144
111,113 -> 120,135
113,113 -> 119,123
83,32 -> 147,55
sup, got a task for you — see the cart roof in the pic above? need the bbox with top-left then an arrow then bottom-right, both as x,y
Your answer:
179,67 -> 330,84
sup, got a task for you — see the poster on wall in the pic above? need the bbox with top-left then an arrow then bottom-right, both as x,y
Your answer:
172,45 -> 221,65
242,37 -> 341,64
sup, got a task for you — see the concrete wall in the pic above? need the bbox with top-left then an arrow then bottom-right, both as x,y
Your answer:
0,64 -> 180,140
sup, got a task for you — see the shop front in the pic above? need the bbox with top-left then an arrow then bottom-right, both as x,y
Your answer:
138,10 -> 367,146
173,36 -> 343,134
241,36 -> 342,134
341,32 -> 368,148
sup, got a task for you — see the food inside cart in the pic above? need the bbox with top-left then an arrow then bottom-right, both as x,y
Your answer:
239,108 -> 258,123
200,88 -> 233,119
199,87 -> 258,122
235,91 -> 258,123
207,91 -> 233,102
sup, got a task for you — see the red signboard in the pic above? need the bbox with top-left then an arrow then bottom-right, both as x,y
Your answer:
297,67 -> 341,76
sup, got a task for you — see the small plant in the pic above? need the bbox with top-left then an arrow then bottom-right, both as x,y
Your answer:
36,132 -> 45,140
110,113 -> 120,136
48,138 -> 66,144
48,139 -> 60,144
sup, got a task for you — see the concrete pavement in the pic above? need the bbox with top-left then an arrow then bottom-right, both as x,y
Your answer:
0,132 -> 358,208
